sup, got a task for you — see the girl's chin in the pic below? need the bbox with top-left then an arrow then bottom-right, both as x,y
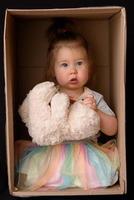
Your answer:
63,85 -> 83,91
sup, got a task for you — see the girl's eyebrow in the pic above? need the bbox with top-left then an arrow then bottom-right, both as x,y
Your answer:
75,58 -> 87,62
57,60 -> 68,63
57,57 -> 87,63
76,58 -> 85,60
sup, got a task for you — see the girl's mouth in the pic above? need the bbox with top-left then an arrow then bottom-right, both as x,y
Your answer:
69,78 -> 78,84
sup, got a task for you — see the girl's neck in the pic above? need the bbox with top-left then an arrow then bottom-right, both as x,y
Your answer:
59,87 -> 84,99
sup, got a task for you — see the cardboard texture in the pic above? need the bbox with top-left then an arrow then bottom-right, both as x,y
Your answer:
4,7 -> 126,196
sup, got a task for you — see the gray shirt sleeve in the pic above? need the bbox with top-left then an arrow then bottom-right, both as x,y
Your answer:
92,91 -> 115,116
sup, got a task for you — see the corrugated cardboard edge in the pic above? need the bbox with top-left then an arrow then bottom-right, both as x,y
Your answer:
11,185 -> 123,197
120,7 -> 127,194
3,9 -> 15,194
6,6 -> 122,18
4,9 -> 11,193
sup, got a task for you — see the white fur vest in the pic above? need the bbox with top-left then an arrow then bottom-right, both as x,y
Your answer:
18,82 -> 100,145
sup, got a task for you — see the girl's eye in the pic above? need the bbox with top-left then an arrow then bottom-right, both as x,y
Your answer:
61,63 -> 68,67
76,61 -> 83,66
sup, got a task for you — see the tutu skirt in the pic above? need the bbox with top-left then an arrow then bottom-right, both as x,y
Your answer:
15,140 -> 119,191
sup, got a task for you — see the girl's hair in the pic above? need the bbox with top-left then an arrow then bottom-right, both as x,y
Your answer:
45,18 -> 94,83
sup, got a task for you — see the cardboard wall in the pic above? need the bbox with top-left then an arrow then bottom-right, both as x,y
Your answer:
4,7 -> 126,196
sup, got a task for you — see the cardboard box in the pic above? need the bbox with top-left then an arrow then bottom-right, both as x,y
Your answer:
4,7 -> 126,196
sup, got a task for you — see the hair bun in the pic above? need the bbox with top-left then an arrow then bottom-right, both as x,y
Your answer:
47,18 -> 75,41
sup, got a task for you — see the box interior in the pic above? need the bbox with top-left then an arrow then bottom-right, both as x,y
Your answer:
4,7 -> 126,196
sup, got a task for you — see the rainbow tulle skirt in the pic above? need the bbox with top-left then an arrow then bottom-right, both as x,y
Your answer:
15,140 -> 119,191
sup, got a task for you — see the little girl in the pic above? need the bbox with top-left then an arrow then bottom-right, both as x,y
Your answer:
15,18 -> 119,191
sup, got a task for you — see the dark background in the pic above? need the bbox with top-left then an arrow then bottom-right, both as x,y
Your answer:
0,0 -> 131,199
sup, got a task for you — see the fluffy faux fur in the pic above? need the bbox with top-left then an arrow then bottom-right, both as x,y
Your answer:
18,82 -> 100,145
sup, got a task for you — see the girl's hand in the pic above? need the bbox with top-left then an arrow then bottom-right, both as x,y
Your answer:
82,95 -> 97,111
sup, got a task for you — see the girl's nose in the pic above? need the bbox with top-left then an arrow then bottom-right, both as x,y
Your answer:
70,66 -> 77,74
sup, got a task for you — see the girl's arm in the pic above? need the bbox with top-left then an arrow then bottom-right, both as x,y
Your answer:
96,109 -> 117,136
83,95 -> 117,136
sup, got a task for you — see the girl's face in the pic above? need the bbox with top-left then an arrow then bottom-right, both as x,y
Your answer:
53,45 -> 90,92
